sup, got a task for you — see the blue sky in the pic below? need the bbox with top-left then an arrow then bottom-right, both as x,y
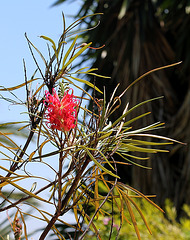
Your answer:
0,1 -> 83,238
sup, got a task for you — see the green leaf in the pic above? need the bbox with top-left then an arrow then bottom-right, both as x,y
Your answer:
61,35 -> 78,68
4,178 -> 52,204
119,143 -> 169,153
116,152 -> 151,169
62,42 -> 92,70
0,78 -> 39,91
69,75 -> 102,93
123,122 -> 165,135
123,112 -> 151,127
123,139 -> 173,146
40,35 -> 56,51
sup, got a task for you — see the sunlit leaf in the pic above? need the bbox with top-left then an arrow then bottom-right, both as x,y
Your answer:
69,75 -> 102,93
122,192 -> 141,240
4,179 -> 52,204
62,42 -> 92,70
61,35 -> 78,68
0,78 -> 39,91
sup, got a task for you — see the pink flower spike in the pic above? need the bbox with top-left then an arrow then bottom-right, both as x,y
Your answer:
44,88 -> 80,132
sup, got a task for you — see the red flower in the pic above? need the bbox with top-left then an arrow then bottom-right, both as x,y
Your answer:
44,88 -> 79,131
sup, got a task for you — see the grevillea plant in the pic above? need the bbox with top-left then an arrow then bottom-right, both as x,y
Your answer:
0,14 -> 182,240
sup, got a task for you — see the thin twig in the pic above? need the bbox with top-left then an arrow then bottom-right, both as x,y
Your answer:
79,176 -> 118,240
